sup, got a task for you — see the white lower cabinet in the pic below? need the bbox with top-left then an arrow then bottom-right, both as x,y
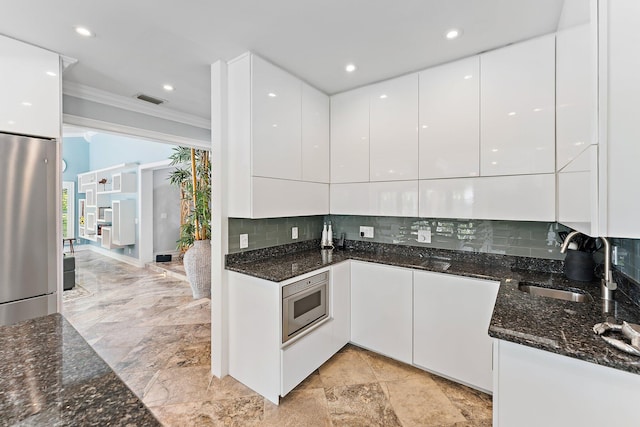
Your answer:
350,261 -> 413,364
419,174 -> 555,221
330,260 -> 351,353
281,318 -> 333,396
413,271 -> 499,392
493,339 -> 640,426
228,263 -> 350,404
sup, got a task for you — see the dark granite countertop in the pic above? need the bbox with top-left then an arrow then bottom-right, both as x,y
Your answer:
0,313 -> 161,426
226,241 -> 640,376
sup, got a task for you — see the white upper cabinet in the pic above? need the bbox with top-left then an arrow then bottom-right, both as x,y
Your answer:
557,145 -> 598,236
556,22 -> 597,171
252,55 -> 302,180
330,87 -> 370,183
601,0 -> 640,238
369,74 -> 419,181
480,34 -> 555,176
419,57 -> 480,179
227,53 -> 329,218
330,181 -> 419,217
0,35 -> 60,138
302,83 -> 330,183
419,174 -> 555,221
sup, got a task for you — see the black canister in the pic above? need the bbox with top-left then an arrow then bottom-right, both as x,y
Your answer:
564,249 -> 595,282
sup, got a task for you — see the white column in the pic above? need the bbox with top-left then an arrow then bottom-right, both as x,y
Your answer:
211,60 -> 229,377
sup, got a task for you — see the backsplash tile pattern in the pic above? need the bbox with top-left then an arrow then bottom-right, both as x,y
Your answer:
228,214 -> 570,260
613,238 -> 640,283
327,215 -> 570,260
228,216 -> 324,252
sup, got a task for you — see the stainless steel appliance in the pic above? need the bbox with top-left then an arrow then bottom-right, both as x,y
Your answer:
0,133 -> 57,325
282,271 -> 329,343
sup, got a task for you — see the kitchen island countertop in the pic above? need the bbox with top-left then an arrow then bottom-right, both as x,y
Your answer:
0,313 -> 161,426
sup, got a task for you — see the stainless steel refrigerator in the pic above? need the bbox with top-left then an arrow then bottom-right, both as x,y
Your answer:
0,132 -> 57,325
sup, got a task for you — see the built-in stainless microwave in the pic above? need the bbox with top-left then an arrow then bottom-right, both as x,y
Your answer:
282,271 -> 329,344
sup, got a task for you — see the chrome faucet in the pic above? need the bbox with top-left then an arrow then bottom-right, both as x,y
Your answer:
560,231 -> 616,301
599,237 -> 616,301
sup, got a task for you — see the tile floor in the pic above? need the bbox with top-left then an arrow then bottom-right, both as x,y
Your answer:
63,250 -> 492,426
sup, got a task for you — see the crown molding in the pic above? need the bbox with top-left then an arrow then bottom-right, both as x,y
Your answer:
63,114 -> 211,149
62,81 -> 211,130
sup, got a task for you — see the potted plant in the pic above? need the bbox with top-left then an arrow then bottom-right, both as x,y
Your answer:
168,146 -> 211,299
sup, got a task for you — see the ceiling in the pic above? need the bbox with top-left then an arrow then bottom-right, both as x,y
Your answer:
1,0 -> 565,123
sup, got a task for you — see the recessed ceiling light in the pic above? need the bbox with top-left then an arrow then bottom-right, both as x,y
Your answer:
8,120 -> 15,125
421,125 -> 429,129
46,71 -> 57,77
464,75 -> 473,80
345,64 -> 357,73
268,92 -> 277,97
163,84 -> 174,92
508,111 -> 516,116
533,108 -> 542,112
21,101 -> 32,107
75,26 -> 94,37
379,94 -> 388,99
445,29 -> 462,40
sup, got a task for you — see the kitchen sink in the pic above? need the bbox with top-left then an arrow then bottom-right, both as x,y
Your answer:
420,259 -> 451,271
518,282 -> 593,303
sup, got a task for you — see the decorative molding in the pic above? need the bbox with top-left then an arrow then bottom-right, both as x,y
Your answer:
63,81 -> 211,129
63,114 -> 211,149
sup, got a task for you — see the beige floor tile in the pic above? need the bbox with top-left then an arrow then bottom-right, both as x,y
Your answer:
151,396 -> 265,427
385,376 -> 467,427
359,347 -> 425,382
430,375 -> 493,425
325,382 -> 402,427
318,347 -> 377,388
207,374 -> 261,401
143,366 -> 212,406
117,370 -> 159,399
262,388 -> 331,427
164,341 -> 211,369
295,370 -> 324,391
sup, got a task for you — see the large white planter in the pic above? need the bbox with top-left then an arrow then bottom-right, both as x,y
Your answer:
183,239 -> 211,299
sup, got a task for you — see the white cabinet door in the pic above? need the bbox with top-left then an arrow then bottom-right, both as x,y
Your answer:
252,177 -> 329,218
557,145 -> 599,236
351,262 -> 413,364
331,87 -> 370,183
330,183 -> 371,215
480,35 -> 555,176
413,271 -> 499,392
281,320 -> 334,396
419,174 -> 555,221
556,22 -> 597,171
419,57 -> 480,179
369,181 -> 419,217
302,83 -> 330,183
494,340 -> 640,427
330,181 -> 418,217
331,261 -> 351,353
251,55 -> 302,180
0,35 -> 60,138
603,0 -> 640,238
369,74 -> 419,181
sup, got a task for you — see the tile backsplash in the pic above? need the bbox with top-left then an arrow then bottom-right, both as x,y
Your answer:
327,215 -> 570,260
612,238 -> 640,283
228,216 -> 324,252
228,214 -> 570,259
